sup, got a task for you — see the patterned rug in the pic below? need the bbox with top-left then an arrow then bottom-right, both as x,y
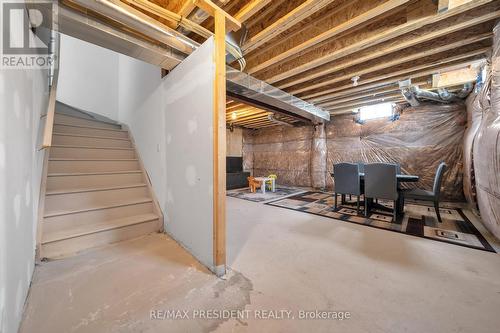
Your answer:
266,191 -> 495,253
227,186 -> 306,203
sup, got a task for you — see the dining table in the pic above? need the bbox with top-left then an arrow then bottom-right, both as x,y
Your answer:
329,172 -> 420,216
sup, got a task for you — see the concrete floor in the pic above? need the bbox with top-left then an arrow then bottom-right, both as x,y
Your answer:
20,197 -> 500,333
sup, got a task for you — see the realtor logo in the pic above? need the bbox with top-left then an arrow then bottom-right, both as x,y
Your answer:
1,0 -> 55,69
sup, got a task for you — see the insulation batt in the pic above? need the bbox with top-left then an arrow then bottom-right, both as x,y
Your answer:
471,21 -> 500,240
463,79 -> 489,208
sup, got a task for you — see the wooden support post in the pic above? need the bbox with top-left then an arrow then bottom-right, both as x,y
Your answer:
213,9 -> 226,276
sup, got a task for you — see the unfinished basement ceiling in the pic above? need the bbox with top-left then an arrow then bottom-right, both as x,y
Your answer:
226,99 -> 305,129
61,0 -> 499,116
191,0 -> 497,114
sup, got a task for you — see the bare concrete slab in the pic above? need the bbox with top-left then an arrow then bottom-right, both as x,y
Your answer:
20,197 -> 500,333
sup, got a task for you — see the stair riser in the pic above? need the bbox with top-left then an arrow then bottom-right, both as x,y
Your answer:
54,114 -> 121,129
43,202 -> 155,237
50,146 -> 135,159
47,173 -> 144,192
45,186 -> 150,214
48,160 -> 140,173
41,220 -> 160,259
52,135 -> 132,148
53,124 -> 129,138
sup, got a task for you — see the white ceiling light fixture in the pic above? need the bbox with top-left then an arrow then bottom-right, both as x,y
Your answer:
351,75 -> 360,87
231,112 -> 237,120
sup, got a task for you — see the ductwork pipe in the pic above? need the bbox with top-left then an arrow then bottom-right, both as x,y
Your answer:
401,83 -> 474,105
69,0 -> 199,55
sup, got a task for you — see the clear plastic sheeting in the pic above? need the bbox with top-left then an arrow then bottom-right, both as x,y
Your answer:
472,21 -> 500,240
463,82 -> 489,208
242,126 -> 314,187
311,124 -> 327,189
326,103 -> 467,201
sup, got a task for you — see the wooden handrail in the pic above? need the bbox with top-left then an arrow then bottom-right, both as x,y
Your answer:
40,69 -> 58,149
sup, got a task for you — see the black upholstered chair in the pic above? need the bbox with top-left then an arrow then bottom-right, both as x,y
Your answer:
402,162 -> 447,222
333,163 -> 361,214
364,163 -> 399,221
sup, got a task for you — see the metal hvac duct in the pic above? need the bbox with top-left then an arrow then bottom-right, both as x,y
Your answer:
58,1 -> 329,124
58,5 -> 185,69
68,0 -> 199,55
401,83 -> 474,106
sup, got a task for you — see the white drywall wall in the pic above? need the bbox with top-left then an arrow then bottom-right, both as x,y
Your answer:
57,34 -> 120,120
118,39 -> 216,271
0,17 -> 49,333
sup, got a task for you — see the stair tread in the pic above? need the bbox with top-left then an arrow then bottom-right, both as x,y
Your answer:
48,170 -> 143,177
52,132 -> 131,141
46,183 -> 147,195
53,123 -> 128,132
49,158 -> 138,161
42,213 -> 159,244
44,197 -> 153,218
51,145 -> 134,150
55,112 -> 121,126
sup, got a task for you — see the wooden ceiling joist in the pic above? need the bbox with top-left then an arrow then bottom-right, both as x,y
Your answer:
328,97 -> 407,114
234,0 -> 272,22
302,48 -> 488,101
247,0 -> 411,74
242,0 -> 337,54
263,0 -> 496,84
316,79 -> 430,107
276,10 -> 500,90
325,93 -> 404,110
289,32 -> 492,95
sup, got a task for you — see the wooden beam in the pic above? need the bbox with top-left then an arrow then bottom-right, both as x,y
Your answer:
439,0 -> 474,12
328,97 -> 406,113
264,0 -> 496,84
234,0 -> 272,22
213,10 -> 226,274
432,65 -> 479,88
302,48 -> 488,101
277,10 -> 500,89
289,32 -> 491,95
316,79 -> 429,106
124,0 -> 212,38
195,0 -> 241,32
247,0 -> 410,74
242,0 -> 336,54
325,93 -> 403,110
229,111 -> 270,122
178,0 -> 197,18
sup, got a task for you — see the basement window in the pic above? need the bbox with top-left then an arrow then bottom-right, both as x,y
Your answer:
358,102 -> 394,121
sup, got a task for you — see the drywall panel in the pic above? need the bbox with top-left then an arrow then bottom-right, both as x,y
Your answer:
117,39 -> 216,271
162,39 -> 215,270
0,18 -> 49,333
57,34 -> 119,120
117,54 -> 166,205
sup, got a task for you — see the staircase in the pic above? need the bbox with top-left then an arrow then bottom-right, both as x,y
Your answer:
40,106 -> 162,259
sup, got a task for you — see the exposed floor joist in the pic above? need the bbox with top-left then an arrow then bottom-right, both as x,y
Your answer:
98,0 -> 499,119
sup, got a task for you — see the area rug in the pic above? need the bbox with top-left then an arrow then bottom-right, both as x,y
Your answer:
266,191 -> 496,253
227,186 -> 306,203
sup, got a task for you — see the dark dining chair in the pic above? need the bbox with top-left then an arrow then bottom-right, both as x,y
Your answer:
364,163 -> 399,221
401,162 -> 447,222
333,163 -> 361,214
